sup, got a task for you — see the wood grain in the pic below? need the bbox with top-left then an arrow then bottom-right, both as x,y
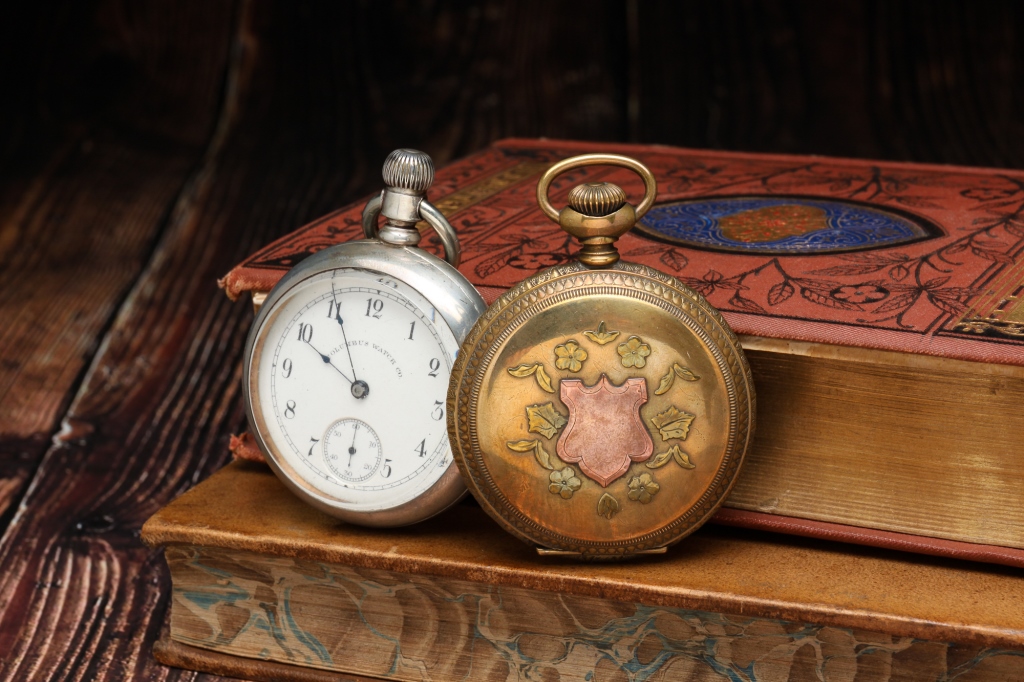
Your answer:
0,1 -> 237,527
1,1 -> 1022,679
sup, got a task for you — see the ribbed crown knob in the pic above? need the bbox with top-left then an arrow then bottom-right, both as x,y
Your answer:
567,182 -> 627,217
382,149 -> 435,193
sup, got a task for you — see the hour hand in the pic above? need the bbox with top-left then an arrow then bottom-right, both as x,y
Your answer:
305,337 -> 369,400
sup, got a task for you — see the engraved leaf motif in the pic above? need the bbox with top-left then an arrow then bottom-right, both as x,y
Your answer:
651,406 -> 696,441
508,364 -> 539,378
597,493 -> 620,519
646,448 -> 674,468
506,440 -> 556,470
533,441 -> 555,470
508,362 -> 555,393
648,445 -> 695,469
654,368 -> 675,396
674,364 -> 700,382
534,365 -> 555,393
654,363 -> 701,396
672,446 -> 696,469
583,321 -> 620,346
526,403 -> 567,439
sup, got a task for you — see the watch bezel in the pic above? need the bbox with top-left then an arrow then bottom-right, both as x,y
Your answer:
243,239 -> 486,527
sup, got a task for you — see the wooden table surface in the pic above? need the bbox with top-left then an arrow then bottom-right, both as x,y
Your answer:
1,2 -> 1021,680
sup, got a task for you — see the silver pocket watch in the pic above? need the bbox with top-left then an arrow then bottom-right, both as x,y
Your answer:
243,149 -> 486,526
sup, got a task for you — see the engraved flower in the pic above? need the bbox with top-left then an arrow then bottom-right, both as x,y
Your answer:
548,467 -> 582,499
617,336 -> 651,369
627,473 -> 660,504
554,340 -> 588,372
830,284 -> 889,304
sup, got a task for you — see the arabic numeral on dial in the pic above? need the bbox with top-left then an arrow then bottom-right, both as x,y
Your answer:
382,459 -> 392,477
307,437 -> 319,457
297,323 -> 313,342
408,321 -> 415,340
414,439 -> 426,457
428,358 -> 440,377
431,401 -> 444,421
365,298 -> 383,318
282,358 -> 293,378
284,400 -> 296,419
327,300 -> 342,320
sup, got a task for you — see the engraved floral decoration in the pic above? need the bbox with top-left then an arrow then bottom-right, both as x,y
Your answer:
583,321 -> 620,345
526,402 -> 567,439
650,406 -> 695,441
554,340 -> 588,372
597,493 -> 620,519
627,473 -> 660,504
508,363 -> 555,393
507,439 -> 556,470
647,445 -> 695,470
617,335 -> 651,369
549,467 -> 582,499
654,363 -> 701,395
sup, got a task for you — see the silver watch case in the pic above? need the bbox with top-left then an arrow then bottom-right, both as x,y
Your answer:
242,238 -> 486,527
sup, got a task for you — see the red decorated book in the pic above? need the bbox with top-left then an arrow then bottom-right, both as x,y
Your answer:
221,139 -> 1024,568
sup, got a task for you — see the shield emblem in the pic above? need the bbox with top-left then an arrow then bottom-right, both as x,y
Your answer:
557,375 -> 653,487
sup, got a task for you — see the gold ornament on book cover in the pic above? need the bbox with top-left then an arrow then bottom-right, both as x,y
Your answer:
448,154 -> 756,559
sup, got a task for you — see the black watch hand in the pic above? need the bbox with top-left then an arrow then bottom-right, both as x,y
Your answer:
331,284 -> 369,399
347,423 -> 358,466
332,284 -> 360,381
304,340 -> 355,385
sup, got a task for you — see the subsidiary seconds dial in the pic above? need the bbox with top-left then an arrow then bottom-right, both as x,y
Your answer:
323,419 -> 382,482
249,267 -> 459,517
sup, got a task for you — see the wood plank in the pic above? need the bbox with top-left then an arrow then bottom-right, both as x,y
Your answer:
0,1 -> 238,527
0,3 -> 379,680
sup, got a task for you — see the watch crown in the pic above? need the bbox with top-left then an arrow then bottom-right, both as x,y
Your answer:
382,149 -> 435,193
568,182 -> 627,217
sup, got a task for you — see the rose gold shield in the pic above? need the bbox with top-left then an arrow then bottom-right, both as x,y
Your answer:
557,375 -> 653,487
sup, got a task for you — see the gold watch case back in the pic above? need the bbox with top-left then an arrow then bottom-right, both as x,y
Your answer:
449,258 -> 755,558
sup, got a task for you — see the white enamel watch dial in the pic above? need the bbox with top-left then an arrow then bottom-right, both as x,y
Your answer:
250,268 -> 459,513
243,149 -> 486,527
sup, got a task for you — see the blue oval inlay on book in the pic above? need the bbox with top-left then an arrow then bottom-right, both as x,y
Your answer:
637,196 -> 938,254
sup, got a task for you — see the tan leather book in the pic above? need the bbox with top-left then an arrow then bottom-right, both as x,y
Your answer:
220,139 -> 1024,568
143,462 -> 1024,681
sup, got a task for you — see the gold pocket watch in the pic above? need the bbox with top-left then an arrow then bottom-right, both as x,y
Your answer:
243,149 -> 486,527
448,154 -> 755,559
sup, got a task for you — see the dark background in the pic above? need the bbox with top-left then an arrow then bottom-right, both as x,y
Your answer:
0,1 -> 1021,679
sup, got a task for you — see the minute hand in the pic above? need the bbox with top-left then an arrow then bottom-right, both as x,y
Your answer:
331,287 -> 359,382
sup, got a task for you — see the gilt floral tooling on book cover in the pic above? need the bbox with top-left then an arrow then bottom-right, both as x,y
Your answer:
223,138 -> 1024,367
